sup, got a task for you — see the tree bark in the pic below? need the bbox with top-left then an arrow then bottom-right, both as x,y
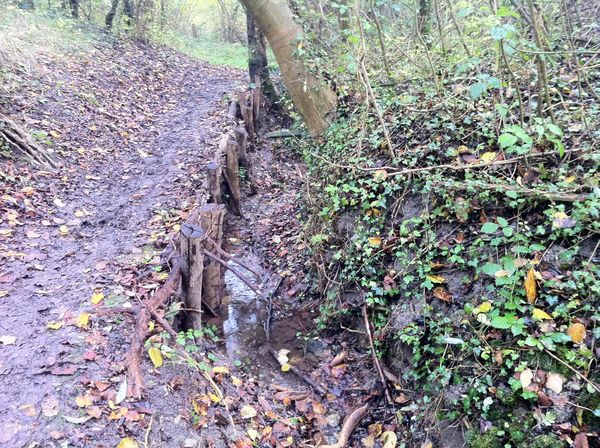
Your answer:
238,0 -> 337,137
105,0 -> 119,29
69,0 -> 79,18
246,9 -> 278,104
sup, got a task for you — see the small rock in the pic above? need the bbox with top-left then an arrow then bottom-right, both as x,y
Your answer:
181,439 -> 198,448
326,413 -> 341,427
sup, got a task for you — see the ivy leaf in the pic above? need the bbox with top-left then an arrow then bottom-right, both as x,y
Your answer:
481,222 -> 499,234
481,263 -> 502,276
498,133 -> 518,148
469,82 -> 487,100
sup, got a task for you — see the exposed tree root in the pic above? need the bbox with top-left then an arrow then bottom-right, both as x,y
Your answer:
126,261 -> 182,399
321,404 -> 369,448
0,116 -> 57,169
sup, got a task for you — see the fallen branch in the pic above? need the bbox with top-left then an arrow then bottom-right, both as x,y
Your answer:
268,347 -> 327,397
205,236 -> 262,278
264,129 -> 305,139
0,116 -> 57,169
321,404 -> 369,448
362,302 -> 393,405
126,261 -> 182,399
202,249 -> 261,294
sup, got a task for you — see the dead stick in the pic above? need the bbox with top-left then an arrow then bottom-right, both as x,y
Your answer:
202,249 -> 261,294
125,262 -> 182,399
267,347 -> 327,397
205,236 -> 262,278
362,302 -> 393,405
321,404 -> 369,448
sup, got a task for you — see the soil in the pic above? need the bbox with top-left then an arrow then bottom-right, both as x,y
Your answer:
0,38 -> 376,448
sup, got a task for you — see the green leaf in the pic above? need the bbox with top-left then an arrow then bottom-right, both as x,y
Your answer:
545,123 -> 563,136
503,226 -> 514,237
481,263 -> 503,276
497,5 -> 520,18
481,222 -> 499,233
506,190 -> 518,199
469,82 -> 487,100
499,133 -> 518,148
497,217 -> 509,227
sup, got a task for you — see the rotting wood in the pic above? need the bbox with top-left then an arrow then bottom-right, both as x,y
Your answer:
180,222 -> 206,330
198,204 -> 226,311
234,125 -> 257,194
227,100 -> 240,122
321,404 -> 369,448
238,91 -> 255,140
264,129 -> 304,139
126,260 -> 182,399
362,301 -> 393,405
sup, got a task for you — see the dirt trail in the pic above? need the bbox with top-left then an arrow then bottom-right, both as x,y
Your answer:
0,40 -> 238,446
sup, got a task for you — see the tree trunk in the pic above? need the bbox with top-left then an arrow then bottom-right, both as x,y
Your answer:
105,0 -> 119,29
417,0 -> 431,36
123,0 -> 134,26
246,9 -> 278,104
18,0 -> 35,10
238,0 -> 337,137
69,0 -> 79,18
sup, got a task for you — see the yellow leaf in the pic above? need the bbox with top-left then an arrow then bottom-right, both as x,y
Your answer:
567,322 -> 586,344
241,404 -> 257,419
116,437 -> 138,448
46,321 -> 63,330
75,313 -> 90,328
90,292 -> 104,305
373,169 -> 389,181
368,237 -> 382,246
148,347 -> 163,368
520,368 -> 533,388
532,308 -> 552,320
21,186 -> 35,196
75,394 -> 93,408
208,393 -> 221,403
50,130 -> 61,138
480,152 -> 497,163
380,431 -> 398,448
476,301 -> 492,314
426,274 -> 446,284
525,268 -> 537,304
281,363 -> 291,372
59,225 -> 69,236
212,366 -> 230,375
74,210 -> 85,218
248,428 -> 259,441
232,375 -> 243,387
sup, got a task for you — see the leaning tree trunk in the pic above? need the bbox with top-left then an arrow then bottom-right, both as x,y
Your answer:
105,0 -> 119,29
238,0 -> 337,136
246,9 -> 278,105
0,116 -> 56,168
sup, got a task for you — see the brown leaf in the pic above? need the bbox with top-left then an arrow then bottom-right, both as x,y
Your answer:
567,322 -> 586,344
574,433 -> 589,448
525,268 -> 537,304
433,287 -> 452,302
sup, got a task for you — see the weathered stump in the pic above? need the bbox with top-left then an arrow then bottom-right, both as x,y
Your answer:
224,138 -> 243,216
206,161 -> 222,204
180,223 -> 206,330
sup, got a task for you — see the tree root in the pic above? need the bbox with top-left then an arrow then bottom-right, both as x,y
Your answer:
0,116 -> 57,169
321,404 -> 369,448
126,261 -> 182,399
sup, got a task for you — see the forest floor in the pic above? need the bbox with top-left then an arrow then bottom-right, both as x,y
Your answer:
0,34 -> 384,448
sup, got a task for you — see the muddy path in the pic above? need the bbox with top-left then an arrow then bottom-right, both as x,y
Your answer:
0,40 -> 241,446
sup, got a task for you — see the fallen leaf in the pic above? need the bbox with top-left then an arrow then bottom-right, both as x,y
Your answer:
75,313 -> 90,328
241,405 -> 257,419
277,349 -> 290,365
20,404 -> 37,417
433,287 -> 452,302
0,335 -> 16,345
574,433 -> 589,448
117,437 -> 139,448
51,365 -> 77,376
46,321 -> 63,330
552,211 -> 576,229
75,393 -> 93,408
368,236 -> 382,246
115,379 -> 127,405
480,152 -> 497,163
74,210 -> 85,218
41,396 -> 59,417
212,366 -> 230,375
248,428 -> 259,441
0,290 -> 8,298
63,415 -> 91,424
426,274 -> 446,284
525,268 -> 537,304
90,292 -> 104,305
545,373 -> 564,394
281,363 -> 291,372
532,308 -> 552,320
53,198 -> 66,208
232,376 -> 243,387
26,230 -> 41,239
59,225 -> 69,236
476,302 -> 492,314
567,322 -> 586,344
148,347 -> 163,368
520,368 -> 533,388
381,431 -> 397,448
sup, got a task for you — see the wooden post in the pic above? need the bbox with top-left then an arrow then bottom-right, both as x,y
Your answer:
198,204 -> 226,311
180,223 -> 206,330
238,91 -> 255,140
206,161 -> 222,204
224,139 -> 243,216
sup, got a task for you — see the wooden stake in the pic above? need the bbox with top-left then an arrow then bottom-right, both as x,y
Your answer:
180,223 -> 206,330
224,138 -> 243,216
198,204 -> 226,311
206,161 -> 222,204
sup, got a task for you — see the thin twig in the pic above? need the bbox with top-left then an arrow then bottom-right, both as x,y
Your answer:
362,300 -> 393,405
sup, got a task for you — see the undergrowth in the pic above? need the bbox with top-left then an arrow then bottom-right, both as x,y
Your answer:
299,60 -> 599,448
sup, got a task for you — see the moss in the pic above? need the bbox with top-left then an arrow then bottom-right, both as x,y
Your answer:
526,434 -> 565,448
466,430 -> 502,448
